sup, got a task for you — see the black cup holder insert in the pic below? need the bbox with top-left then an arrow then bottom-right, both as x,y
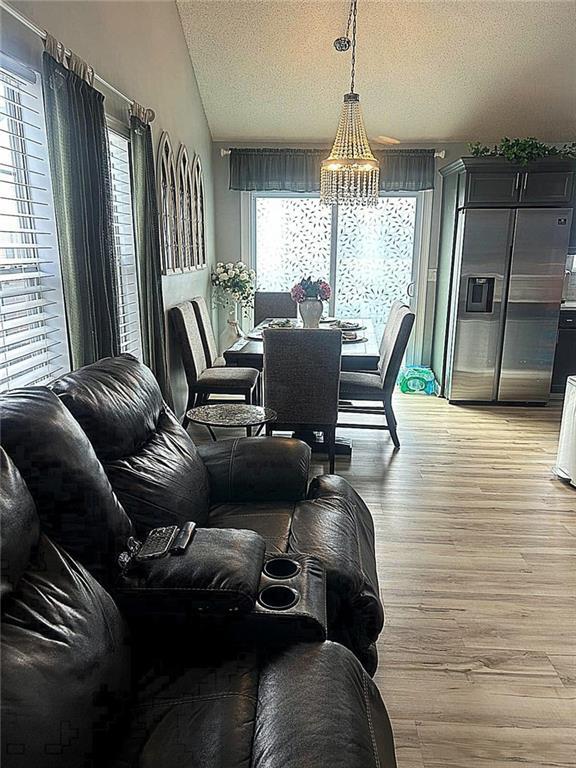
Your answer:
263,558 -> 301,580
258,585 -> 300,611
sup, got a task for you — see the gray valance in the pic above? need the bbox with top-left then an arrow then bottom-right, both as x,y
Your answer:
229,148 -> 323,193
229,147 -> 435,193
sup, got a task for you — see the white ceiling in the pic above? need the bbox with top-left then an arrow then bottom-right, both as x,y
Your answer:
177,0 -> 576,144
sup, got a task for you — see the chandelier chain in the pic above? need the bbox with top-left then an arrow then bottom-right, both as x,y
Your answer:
349,0 -> 358,93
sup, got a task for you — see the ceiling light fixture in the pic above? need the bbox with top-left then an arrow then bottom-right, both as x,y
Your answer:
321,0 -> 379,206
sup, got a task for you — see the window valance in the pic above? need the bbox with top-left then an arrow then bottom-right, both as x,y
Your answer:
229,147 -> 435,193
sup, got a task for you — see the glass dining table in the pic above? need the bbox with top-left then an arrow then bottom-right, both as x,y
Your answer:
224,318 -> 380,372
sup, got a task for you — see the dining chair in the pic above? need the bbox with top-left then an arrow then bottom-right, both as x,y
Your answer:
338,303 -> 415,449
263,328 -> 342,473
191,295 -> 225,367
171,301 -> 259,428
254,291 -> 297,326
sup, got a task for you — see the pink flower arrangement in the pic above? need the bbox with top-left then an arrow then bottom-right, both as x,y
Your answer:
290,277 -> 332,303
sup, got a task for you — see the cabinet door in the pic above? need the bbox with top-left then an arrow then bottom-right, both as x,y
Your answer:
464,172 -> 520,205
520,171 -> 574,204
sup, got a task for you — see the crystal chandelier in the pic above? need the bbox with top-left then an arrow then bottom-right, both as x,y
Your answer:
321,0 -> 379,206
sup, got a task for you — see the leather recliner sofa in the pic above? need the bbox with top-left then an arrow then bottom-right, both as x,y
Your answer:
1,354 -> 384,673
1,448 -> 397,767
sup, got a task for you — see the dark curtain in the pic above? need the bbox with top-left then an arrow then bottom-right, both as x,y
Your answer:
374,149 -> 435,192
129,114 -> 172,405
229,148 -> 323,192
42,51 -> 120,368
229,147 -> 435,192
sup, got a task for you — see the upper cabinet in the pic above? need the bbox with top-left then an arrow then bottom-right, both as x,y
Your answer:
465,171 -> 520,205
441,157 -> 576,209
519,170 -> 574,204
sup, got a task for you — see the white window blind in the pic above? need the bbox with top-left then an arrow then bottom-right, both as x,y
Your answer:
108,130 -> 142,359
0,60 -> 70,391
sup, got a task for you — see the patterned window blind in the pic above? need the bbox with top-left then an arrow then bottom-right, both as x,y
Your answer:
0,59 -> 70,391
108,129 -> 142,358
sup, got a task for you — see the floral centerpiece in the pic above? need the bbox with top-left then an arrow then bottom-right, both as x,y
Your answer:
211,261 -> 256,350
290,277 -> 331,328
211,261 -> 256,315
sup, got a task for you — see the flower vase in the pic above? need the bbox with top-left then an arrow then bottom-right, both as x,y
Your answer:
219,303 -> 245,353
299,298 -> 323,329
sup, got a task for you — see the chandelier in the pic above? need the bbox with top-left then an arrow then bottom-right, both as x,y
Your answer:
321,0 -> 379,206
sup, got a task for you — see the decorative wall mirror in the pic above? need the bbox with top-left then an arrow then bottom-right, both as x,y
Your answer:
191,154 -> 206,269
157,132 -> 179,274
157,131 -> 207,274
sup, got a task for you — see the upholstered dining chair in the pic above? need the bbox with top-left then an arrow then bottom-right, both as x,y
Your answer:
191,295 -> 225,367
254,291 -> 297,326
263,328 -> 342,473
338,303 -> 415,449
171,301 -> 259,428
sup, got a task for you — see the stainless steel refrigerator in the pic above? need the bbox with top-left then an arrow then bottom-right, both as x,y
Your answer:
445,207 -> 573,403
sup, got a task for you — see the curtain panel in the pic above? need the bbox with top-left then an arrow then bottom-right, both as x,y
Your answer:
229,147 -> 435,193
129,114 -> 172,406
42,50 -> 120,368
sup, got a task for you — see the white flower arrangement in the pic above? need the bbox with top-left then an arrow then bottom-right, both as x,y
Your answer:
211,261 -> 256,314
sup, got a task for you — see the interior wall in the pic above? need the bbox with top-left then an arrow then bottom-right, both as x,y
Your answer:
212,140 -> 469,365
1,0 -> 215,416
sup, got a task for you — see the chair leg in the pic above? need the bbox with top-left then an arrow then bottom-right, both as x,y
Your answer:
182,390 -> 197,430
265,423 -> 272,436
384,399 -> 400,449
327,427 -> 336,474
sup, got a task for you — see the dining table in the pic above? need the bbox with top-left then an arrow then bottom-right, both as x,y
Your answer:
224,317 -> 380,372
223,317 -> 380,459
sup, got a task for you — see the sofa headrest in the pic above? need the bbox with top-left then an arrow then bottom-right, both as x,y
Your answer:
0,388 -> 133,587
0,448 -> 39,598
51,354 -> 165,461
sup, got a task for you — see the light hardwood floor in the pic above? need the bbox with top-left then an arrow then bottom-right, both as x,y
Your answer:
192,394 -> 576,767
329,396 -> 576,768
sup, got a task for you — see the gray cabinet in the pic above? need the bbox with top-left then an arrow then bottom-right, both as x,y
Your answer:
465,172 -> 519,205
451,157 -> 576,209
520,170 -> 574,204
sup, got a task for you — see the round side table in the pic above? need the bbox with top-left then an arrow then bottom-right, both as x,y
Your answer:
186,403 -> 277,440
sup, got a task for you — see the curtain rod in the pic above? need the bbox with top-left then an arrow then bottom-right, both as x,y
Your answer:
0,0 -> 132,106
220,148 -> 446,158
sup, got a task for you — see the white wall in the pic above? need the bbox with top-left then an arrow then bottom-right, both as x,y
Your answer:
212,140 -> 469,364
1,0 -> 215,415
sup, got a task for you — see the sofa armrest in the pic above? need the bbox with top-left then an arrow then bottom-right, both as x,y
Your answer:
198,437 -> 310,503
254,641 -> 397,768
116,527 -> 266,618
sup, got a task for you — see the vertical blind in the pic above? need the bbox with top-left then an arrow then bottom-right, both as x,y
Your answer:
0,63 -> 70,390
108,130 -> 142,359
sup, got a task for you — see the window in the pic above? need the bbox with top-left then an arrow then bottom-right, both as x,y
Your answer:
0,59 -> 70,391
252,193 -> 419,337
107,129 -> 142,359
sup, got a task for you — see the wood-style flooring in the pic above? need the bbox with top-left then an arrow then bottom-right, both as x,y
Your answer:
192,395 -> 576,767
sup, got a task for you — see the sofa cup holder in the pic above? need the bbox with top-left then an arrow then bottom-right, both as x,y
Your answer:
263,558 -> 301,580
258,584 -> 300,611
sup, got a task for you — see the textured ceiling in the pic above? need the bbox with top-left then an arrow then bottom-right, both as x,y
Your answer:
177,0 -> 576,144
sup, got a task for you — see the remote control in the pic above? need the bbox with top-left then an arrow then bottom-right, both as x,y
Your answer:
135,526 -> 178,561
170,521 -> 196,554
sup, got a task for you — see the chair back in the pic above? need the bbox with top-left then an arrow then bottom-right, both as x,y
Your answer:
263,328 -> 342,426
170,301 -> 209,385
254,291 -> 297,326
191,295 -> 219,367
379,299 -> 406,358
378,304 -> 415,395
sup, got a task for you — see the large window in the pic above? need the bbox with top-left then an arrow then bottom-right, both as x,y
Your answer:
253,193 -> 420,337
0,59 -> 70,391
107,129 -> 142,358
